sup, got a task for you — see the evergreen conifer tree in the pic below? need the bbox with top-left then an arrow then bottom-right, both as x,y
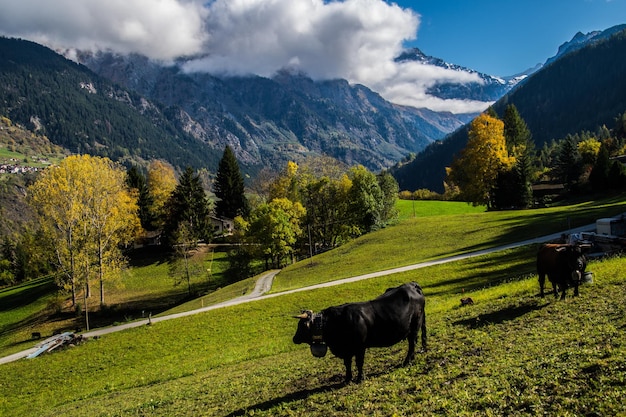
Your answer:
589,144 -> 611,191
164,167 -> 213,245
127,166 -> 156,230
501,104 -> 534,208
214,146 -> 249,219
556,135 -> 582,188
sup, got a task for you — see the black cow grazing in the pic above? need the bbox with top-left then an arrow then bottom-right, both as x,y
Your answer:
292,282 -> 427,383
537,243 -> 587,300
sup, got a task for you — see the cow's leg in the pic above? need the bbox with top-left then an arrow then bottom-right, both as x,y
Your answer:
551,279 -> 559,298
560,285 -> 567,300
538,273 -> 546,297
354,349 -> 366,383
420,311 -> 427,352
572,271 -> 581,297
404,330 -> 416,366
404,315 -> 419,365
343,356 -> 353,383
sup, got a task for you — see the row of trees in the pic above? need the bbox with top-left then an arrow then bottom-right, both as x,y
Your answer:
1,145 -> 251,295
233,159 -> 399,271
13,153 -> 225,304
445,105 -> 626,208
538,124 -> 626,193
4,144 -> 397,301
126,146 -> 249,247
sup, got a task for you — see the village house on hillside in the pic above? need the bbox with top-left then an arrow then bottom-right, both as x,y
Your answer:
0,162 -> 40,174
210,216 -> 234,237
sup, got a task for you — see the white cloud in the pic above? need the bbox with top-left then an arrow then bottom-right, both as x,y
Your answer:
0,0 -> 491,113
184,0 -> 416,79
0,0 -> 207,60
366,60 -> 492,113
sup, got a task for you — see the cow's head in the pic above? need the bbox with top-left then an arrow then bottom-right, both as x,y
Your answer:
557,245 -> 587,283
292,310 -> 327,357
292,310 -> 314,344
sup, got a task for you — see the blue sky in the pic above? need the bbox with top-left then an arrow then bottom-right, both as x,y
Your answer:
395,0 -> 626,75
0,0 -> 624,113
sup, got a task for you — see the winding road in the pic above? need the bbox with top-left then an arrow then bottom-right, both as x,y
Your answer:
0,223 -> 594,365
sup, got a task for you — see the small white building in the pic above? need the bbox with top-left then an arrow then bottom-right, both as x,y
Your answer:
210,216 -> 234,236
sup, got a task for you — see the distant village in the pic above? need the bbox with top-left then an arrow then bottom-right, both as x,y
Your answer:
0,158 -> 44,175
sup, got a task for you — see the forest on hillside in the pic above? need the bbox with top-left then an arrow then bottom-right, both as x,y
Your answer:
392,27 -> 626,193
0,37 -> 220,172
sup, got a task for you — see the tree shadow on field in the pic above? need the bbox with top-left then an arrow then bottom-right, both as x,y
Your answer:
224,381 -> 345,417
0,278 -> 56,312
453,301 -> 548,329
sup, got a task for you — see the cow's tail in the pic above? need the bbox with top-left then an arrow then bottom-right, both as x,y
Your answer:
420,308 -> 427,352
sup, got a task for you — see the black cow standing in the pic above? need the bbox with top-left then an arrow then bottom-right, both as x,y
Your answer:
292,282 -> 427,383
537,243 -> 587,300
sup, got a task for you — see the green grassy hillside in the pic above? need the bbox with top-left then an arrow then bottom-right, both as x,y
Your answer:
1,197 -> 626,416
273,195 -> 626,291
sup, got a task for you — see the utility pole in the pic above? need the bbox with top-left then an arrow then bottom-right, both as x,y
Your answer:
308,224 -> 313,264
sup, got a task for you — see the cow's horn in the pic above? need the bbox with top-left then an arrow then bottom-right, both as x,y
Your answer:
293,311 -> 311,319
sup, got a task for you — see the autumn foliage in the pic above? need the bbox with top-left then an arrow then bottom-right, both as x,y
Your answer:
447,113 -> 515,208
28,155 -> 140,307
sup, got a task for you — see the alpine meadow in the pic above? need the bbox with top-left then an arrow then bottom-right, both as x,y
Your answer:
2,196 -> 626,416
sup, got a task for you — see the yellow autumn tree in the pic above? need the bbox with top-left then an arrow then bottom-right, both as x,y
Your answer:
29,155 -> 89,306
577,138 -> 602,166
447,113 -> 515,207
83,157 -> 141,305
268,161 -> 300,202
29,155 -> 140,309
147,160 -> 177,230
247,197 -> 306,268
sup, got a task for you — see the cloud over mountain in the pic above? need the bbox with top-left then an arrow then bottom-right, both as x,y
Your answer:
0,0 -> 207,59
0,0 -> 489,113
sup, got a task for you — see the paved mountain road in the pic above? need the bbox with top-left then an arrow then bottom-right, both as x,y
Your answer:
0,224 -> 594,365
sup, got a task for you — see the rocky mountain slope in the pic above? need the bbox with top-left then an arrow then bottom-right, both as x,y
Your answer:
0,37 -> 219,171
76,51 -> 501,172
0,35 -> 525,177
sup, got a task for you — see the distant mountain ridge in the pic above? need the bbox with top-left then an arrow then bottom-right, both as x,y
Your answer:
0,32 -> 529,176
0,30 -> 569,179
545,24 -> 626,66
75,50 -> 504,172
395,48 -> 533,102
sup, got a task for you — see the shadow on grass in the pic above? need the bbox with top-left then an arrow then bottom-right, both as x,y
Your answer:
453,301 -> 548,329
224,355 -> 425,416
428,195 -> 626,260
0,278 -> 56,312
224,381 -> 345,417
126,245 -> 170,267
423,247 -> 538,297
0,287 -> 202,345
